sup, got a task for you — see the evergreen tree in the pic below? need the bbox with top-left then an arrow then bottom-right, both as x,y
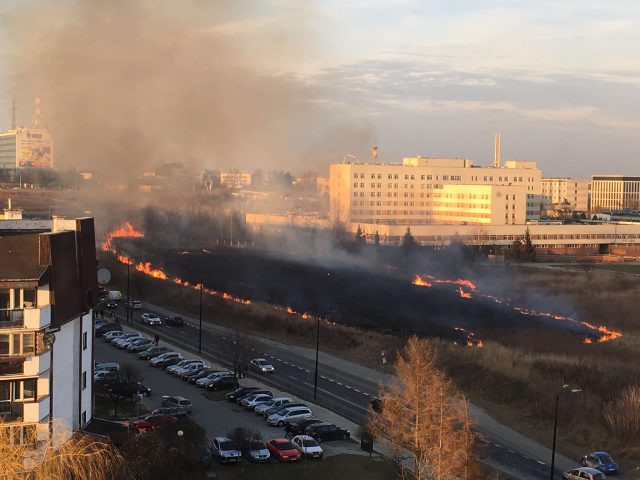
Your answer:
402,227 -> 417,253
374,230 -> 381,245
522,228 -> 536,262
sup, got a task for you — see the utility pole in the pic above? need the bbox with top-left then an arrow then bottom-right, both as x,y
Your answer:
314,316 -> 320,400
198,283 -> 203,354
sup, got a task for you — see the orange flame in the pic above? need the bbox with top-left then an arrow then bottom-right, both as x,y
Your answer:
412,275 -> 432,287
101,222 -> 143,252
458,287 -> 472,299
454,326 -> 484,347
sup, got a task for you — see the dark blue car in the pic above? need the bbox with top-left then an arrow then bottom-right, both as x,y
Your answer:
582,451 -> 618,474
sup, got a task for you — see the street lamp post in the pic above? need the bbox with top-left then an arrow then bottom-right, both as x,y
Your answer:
198,283 -> 203,354
314,315 -> 320,401
126,261 -> 131,323
550,385 -> 581,479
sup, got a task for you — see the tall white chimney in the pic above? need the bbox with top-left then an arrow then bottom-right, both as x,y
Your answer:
494,133 -> 501,168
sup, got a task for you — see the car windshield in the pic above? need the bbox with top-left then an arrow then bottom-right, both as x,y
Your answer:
259,360 -> 269,366
250,442 -> 265,450
219,441 -> 235,450
598,455 -> 613,464
278,441 -> 295,450
302,439 -> 318,447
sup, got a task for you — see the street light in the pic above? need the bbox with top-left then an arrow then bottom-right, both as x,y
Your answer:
198,282 -> 204,354
313,309 -> 337,401
550,384 -> 582,479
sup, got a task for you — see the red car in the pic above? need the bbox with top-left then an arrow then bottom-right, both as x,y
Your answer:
266,438 -> 301,462
131,414 -> 177,432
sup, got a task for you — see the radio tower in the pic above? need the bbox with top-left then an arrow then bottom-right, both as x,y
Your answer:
33,96 -> 41,128
11,99 -> 16,129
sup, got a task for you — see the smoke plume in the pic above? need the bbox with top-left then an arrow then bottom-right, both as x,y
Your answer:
2,0 -> 373,177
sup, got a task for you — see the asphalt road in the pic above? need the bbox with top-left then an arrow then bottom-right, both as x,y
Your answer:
100,303 -> 567,479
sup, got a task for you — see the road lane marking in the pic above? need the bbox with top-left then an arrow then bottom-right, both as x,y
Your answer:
289,376 -> 298,380
536,460 -> 546,465
320,375 -> 327,379
353,388 -> 360,393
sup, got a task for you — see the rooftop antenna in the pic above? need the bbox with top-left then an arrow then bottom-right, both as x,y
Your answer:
493,133 -> 501,168
371,141 -> 378,163
11,99 -> 16,129
33,95 -> 41,128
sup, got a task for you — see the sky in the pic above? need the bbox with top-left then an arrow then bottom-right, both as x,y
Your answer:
0,0 -> 639,177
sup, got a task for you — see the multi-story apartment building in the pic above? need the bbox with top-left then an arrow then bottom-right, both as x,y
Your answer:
591,175 -> 640,212
0,216 -> 97,447
541,178 -> 590,217
330,157 -> 542,226
220,171 -> 252,189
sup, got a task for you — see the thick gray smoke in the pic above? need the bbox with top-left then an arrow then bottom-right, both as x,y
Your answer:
2,0 -> 373,177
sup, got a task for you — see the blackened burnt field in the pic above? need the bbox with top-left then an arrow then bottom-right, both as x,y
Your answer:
127,245 -> 597,344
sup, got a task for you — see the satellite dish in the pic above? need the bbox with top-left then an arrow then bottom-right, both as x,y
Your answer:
97,268 -> 112,285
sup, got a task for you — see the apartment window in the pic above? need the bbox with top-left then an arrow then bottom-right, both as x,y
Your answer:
353,173 -> 358,179
0,335 -> 9,355
420,175 -> 425,180
360,174 -> 365,179
443,175 -> 449,181
22,289 -> 37,308
83,332 -> 87,351
394,174 -> 398,179
377,174 -> 382,179
426,175 -> 432,180
410,175 -> 415,180
82,371 -> 87,390
371,174 -> 376,179
23,334 -> 34,355
23,379 -> 36,400
360,183 -> 365,188
388,174 -> 393,179
353,183 -> 358,188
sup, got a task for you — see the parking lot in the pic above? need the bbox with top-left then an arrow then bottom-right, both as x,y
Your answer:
94,326 -> 364,459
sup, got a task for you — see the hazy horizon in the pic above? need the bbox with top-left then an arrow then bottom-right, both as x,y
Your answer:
1,0 -> 639,178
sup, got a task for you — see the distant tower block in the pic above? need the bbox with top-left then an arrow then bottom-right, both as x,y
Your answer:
11,99 -> 16,129
494,133 -> 501,168
371,142 -> 378,163
33,96 -> 41,128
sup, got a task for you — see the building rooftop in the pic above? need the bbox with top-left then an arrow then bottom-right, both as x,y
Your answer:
0,235 -> 47,283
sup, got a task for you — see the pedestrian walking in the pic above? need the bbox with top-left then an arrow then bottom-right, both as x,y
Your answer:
154,334 -> 160,346
238,364 -> 244,379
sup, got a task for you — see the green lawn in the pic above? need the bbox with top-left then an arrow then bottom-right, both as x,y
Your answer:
209,454 -> 396,480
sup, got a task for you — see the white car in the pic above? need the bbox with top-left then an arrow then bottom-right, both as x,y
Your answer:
103,330 -> 124,341
254,397 -> 292,416
141,313 -> 162,325
241,393 -> 273,410
167,359 -> 205,374
267,406 -> 313,426
172,362 -> 208,377
291,435 -> 324,459
118,335 -> 146,349
150,352 -> 183,367
247,441 -> 270,463
196,371 -> 234,388
112,333 -> 142,347
211,437 -> 241,464
249,358 -> 275,373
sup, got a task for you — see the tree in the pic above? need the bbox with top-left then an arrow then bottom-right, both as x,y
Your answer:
0,419 -> 127,479
368,337 -> 475,480
95,362 -> 143,417
226,427 -> 262,458
224,329 -> 256,376
402,227 -> 417,254
521,228 -> 536,262
374,230 -> 381,246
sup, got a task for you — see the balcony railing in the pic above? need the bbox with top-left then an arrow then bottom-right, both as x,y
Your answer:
0,401 -> 24,421
0,357 -> 25,376
0,309 -> 24,328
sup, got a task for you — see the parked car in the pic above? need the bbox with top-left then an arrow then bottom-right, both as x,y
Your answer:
138,346 -> 170,360
131,414 -> 177,432
173,362 -> 207,378
196,371 -> 234,388
103,330 -> 125,341
161,395 -> 192,414
117,335 -> 145,349
105,299 -> 118,309
94,370 -> 117,383
291,435 -> 324,459
265,438 -> 301,462
249,358 -> 275,374
241,393 -> 273,411
112,332 -> 141,346
165,315 -> 184,326
582,452 -> 619,474
211,437 -> 242,464
284,418 -> 323,438
305,422 -> 350,442
141,312 -> 162,325
95,362 -> 120,373
152,406 -> 189,418
150,352 -> 183,368
235,389 -> 272,404
169,359 -> 206,375
247,441 -> 270,463
255,397 -> 293,417
263,402 -> 307,420
267,407 -> 312,427
563,467 -> 606,480
128,339 -> 155,353
96,322 -> 122,336
129,299 -> 142,310
187,368 -> 217,383
225,387 -> 260,402
207,376 -> 239,392
123,337 -> 151,351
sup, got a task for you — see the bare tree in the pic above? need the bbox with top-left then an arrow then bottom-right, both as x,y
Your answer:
0,419 -> 127,479
368,336 -> 476,480
95,362 -> 143,418
224,329 -> 256,376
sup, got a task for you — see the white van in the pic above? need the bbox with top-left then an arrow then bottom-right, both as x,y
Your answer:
267,406 -> 312,426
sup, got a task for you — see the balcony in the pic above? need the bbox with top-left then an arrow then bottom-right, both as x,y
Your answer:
24,306 -> 51,330
0,309 -> 24,329
23,396 -> 50,423
23,351 -> 50,376
0,357 -> 25,376
0,401 -> 24,421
